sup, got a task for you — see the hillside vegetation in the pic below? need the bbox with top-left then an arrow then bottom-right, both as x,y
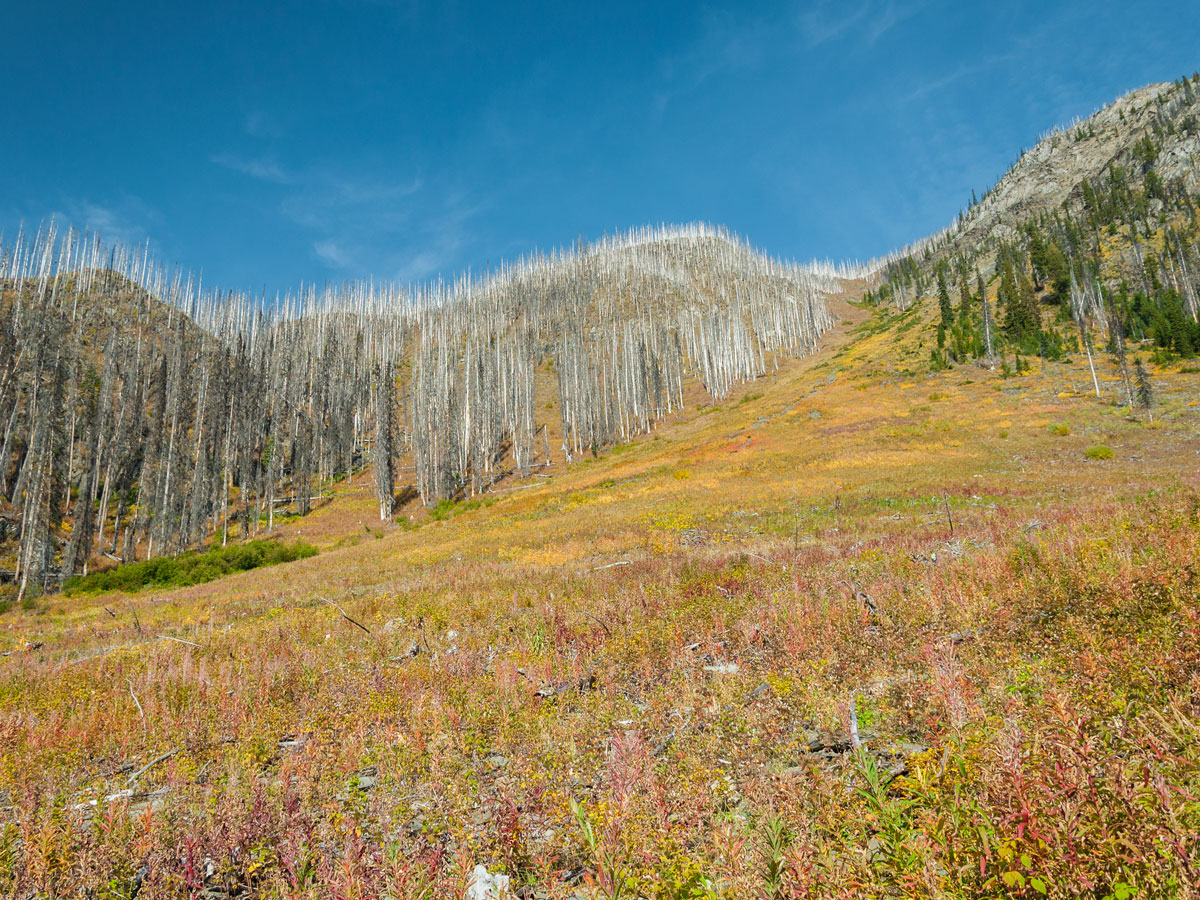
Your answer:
0,78 -> 1198,899
61,539 -> 317,597
0,225 -> 834,602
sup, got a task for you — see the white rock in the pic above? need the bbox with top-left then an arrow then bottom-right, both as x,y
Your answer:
703,662 -> 739,675
465,864 -> 511,899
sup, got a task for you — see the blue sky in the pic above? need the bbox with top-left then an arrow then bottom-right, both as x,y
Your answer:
2,0 -> 1198,292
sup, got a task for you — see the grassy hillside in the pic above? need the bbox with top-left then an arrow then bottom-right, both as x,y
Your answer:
1,279 -> 1197,897
867,75 -> 1200,384
3,74 -> 1200,900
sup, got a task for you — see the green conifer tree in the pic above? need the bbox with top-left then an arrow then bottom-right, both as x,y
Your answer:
958,276 -> 972,324
1134,358 -> 1154,418
937,264 -> 953,329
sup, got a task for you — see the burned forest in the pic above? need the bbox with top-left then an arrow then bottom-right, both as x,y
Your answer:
0,223 -> 835,597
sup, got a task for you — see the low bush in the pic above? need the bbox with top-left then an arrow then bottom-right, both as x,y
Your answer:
63,539 -> 317,595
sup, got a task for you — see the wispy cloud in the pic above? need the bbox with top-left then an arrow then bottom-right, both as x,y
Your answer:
862,1 -> 923,45
304,187 -> 485,284
47,197 -> 158,249
797,0 -> 923,48
322,173 -> 424,207
797,1 -> 870,46
242,110 -> 284,140
212,152 -> 293,184
653,0 -> 925,118
211,146 -> 448,279
313,238 -> 356,269
251,162 -> 485,283
653,8 -> 772,116
279,170 -> 423,232
391,191 -> 487,283
392,248 -> 447,283
896,54 -> 1013,104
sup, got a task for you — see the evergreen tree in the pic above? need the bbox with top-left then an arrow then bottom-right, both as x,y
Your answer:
999,249 -> 1041,341
1108,306 -> 1136,407
937,264 -> 954,329
1026,225 -> 1049,290
1042,242 -> 1071,301
1134,358 -> 1154,418
978,270 -> 995,362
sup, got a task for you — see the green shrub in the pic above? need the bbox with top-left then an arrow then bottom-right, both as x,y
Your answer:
63,539 -> 317,595
1086,444 -> 1115,460
427,496 -> 491,522
1050,423 -> 1071,436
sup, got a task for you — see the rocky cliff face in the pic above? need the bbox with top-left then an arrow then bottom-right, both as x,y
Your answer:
928,79 -> 1200,254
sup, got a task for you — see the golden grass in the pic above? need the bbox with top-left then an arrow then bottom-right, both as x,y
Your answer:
1,294 -> 1199,898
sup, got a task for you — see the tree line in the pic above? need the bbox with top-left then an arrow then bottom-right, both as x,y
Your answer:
0,222 -> 834,597
863,74 -> 1200,401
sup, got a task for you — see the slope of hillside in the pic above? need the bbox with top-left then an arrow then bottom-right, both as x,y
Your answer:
1,79 -> 1199,898
912,76 -> 1200,258
868,75 -> 1200,405
2,270 -> 1199,898
0,224 -> 836,598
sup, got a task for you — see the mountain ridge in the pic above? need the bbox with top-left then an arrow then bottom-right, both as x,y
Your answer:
2,73 -> 1200,899
4,73 -> 1200,594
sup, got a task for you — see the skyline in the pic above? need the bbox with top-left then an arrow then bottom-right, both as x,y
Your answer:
2,0 -> 1199,293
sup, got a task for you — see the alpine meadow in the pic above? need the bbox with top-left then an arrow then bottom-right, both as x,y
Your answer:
2,14 -> 1200,900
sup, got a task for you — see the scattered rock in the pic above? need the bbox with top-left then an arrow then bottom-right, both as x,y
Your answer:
559,865 -> 586,885
651,732 -> 677,756
535,673 -> 596,699
746,682 -> 770,701
941,539 -> 967,559
865,835 -> 884,862
129,788 -> 170,817
388,641 -> 421,663
405,818 -> 426,837
471,806 -> 494,829
800,728 -> 881,758
703,662 -> 739,675
943,628 -> 980,645
465,864 -> 511,899
351,766 -> 378,791
278,734 -> 308,752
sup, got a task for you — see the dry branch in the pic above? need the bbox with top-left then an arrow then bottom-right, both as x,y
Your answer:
158,634 -> 202,648
125,748 -> 179,785
318,596 -> 373,635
